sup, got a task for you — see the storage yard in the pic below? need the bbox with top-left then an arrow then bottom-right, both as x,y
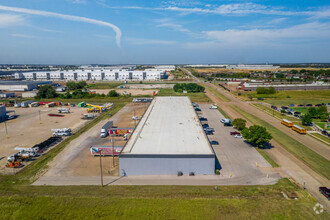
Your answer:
0,106 -> 88,174
39,103 -> 148,177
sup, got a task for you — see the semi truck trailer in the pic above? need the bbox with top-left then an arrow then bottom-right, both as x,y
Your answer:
90,146 -> 123,156
100,121 -> 113,138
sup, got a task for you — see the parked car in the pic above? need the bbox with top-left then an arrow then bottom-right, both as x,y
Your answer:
298,104 -> 304,107
230,131 -> 240,135
306,104 -> 312,107
281,106 -> 288,110
202,124 -> 209,128
210,105 -> 217,109
204,128 -> 214,132
315,104 -> 322,107
224,123 -> 232,127
319,187 -> 330,200
205,130 -> 213,135
294,111 -> 301,115
210,141 -> 219,145
199,117 -> 207,121
7,115 -> 16,120
257,97 -> 264,100
234,134 -> 243,138
288,104 -> 295,107
194,107 -> 201,111
322,130 -> 329,137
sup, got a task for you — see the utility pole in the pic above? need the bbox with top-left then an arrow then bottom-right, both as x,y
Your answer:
112,134 -> 115,167
4,121 -> 8,138
99,150 -> 103,187
38,110 -> 42,124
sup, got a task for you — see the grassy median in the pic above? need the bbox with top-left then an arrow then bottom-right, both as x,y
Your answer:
204,85 -> 231,102
231,105 -> 330,180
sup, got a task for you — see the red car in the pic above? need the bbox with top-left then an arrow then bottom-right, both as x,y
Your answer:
230,131 -> 240,135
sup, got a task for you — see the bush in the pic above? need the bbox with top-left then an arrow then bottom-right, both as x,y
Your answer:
108,90 -> 120,97
36,85 -> 58,99
256,87 -> 276,94
232,118 -> 247,130
66,81 -> 87,90
173,83 -> 205,93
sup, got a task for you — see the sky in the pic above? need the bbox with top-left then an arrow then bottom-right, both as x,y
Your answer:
0,0 -> 329,64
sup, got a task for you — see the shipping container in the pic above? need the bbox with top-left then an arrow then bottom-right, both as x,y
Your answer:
90,146 -> 123,156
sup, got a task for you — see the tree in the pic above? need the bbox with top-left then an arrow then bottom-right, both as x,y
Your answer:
241,125 -> 272,148
308,107 -> 318,118
66,81 -> 87,90
108,90 -> 120,97
232,118 -> 247,130
36,85 -> 58,99
302,113 -> 313,125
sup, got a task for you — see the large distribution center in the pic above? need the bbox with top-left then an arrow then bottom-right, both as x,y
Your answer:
0,81 -> 52,91
119,96 -> 215,176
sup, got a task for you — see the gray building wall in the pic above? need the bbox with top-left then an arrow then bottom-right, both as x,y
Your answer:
119,155 -> 215,176
0,105 -> 6,122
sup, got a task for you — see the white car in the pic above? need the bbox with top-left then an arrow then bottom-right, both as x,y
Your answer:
132,116 -> 139,120
234,134 -> 243,138
210,105 -> 217,109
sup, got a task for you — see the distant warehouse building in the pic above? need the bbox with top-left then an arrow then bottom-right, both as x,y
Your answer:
241,82 -> 330,91
14,69 -> 166,81
0,105 -> 6,122
0,81 -> 52,91
119,96 -> 215,176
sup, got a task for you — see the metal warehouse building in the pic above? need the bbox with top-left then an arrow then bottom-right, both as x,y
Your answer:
119,96 -> 215,176
0,81 -> 52,91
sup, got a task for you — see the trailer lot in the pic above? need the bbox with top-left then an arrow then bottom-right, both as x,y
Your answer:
40,103 -> 149,177
0,106 -> 88,174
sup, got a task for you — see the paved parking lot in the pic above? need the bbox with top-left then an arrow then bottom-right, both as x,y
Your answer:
199,104 -> 280,184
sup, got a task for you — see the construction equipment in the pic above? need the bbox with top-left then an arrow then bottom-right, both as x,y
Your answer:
6,161 -> 22,168
86,103 -> 105,112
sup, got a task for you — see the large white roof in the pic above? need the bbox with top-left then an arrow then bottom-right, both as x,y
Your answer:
121,96 -> 213,155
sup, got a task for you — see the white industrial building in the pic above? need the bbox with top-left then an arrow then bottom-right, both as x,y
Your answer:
0,105 -> 6,122
119,96 -> 215,176
14,69 -> 166,81
0,81 -> 52,91
226,64 -> 280,69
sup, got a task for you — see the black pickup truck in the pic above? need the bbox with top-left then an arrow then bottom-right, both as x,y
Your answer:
319,187 -> 330,200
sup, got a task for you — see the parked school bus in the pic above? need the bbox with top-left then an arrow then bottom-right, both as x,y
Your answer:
292,125 -> 307,134
281,119 -> 293,127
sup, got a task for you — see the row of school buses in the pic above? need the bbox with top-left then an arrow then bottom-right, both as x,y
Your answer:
281,119 -> 307,134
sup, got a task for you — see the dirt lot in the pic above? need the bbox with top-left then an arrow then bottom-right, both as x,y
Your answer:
0,106 -> 89,174
42,103 -> 149,177
93,89 -> 158,96
126,84 -> 175,89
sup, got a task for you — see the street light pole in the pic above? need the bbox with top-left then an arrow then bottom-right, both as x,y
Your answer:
4,121 -> 8,138
38,110 -> 42,124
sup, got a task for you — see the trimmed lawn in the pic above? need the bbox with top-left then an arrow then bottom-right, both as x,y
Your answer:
204,85 -> 230,102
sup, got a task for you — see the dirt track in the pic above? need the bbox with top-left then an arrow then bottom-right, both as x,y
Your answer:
184,68 -> 330,210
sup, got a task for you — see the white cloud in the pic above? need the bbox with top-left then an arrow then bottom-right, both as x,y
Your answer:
0,5 -> 122,47
185,22 -> 330,49
125,37 -> 176,45
267,17 -> 287,25
155,18 -> 191,34
71,0 -> 87,4
0,13 -> 25,28
10,33 -> 36,38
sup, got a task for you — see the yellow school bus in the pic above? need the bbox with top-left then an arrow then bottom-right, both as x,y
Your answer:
281,119 -> 293,127
292,125 -> 307,134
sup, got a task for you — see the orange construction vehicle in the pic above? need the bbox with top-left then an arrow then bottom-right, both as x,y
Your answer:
6,161 -> 22,168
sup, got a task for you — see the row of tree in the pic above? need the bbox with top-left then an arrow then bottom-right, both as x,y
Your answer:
173,83 -> 205,93
232,118 -> 272,148
256,87 -> 276,94
36,85 -> 122,99
302,106 -> 329,125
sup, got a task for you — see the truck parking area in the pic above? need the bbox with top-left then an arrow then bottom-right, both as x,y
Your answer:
40,103 -> 149,177
0,106 -> 88,174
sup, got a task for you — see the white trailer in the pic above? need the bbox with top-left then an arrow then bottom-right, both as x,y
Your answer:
100,121 -> 113,138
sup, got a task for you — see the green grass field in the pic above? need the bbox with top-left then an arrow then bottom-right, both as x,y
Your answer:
231,104 -> 330,180
291,107 -> 310,114
315,122 -> 330,131
86,82 -> 123,89
0,179 -> 326,219
309,133 -> 330,146
204,85 -> 231,102
241,90 -> 330,106
157,88 -> 211,102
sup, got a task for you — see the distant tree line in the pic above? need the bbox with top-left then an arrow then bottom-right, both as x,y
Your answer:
173,83 -> 205,93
